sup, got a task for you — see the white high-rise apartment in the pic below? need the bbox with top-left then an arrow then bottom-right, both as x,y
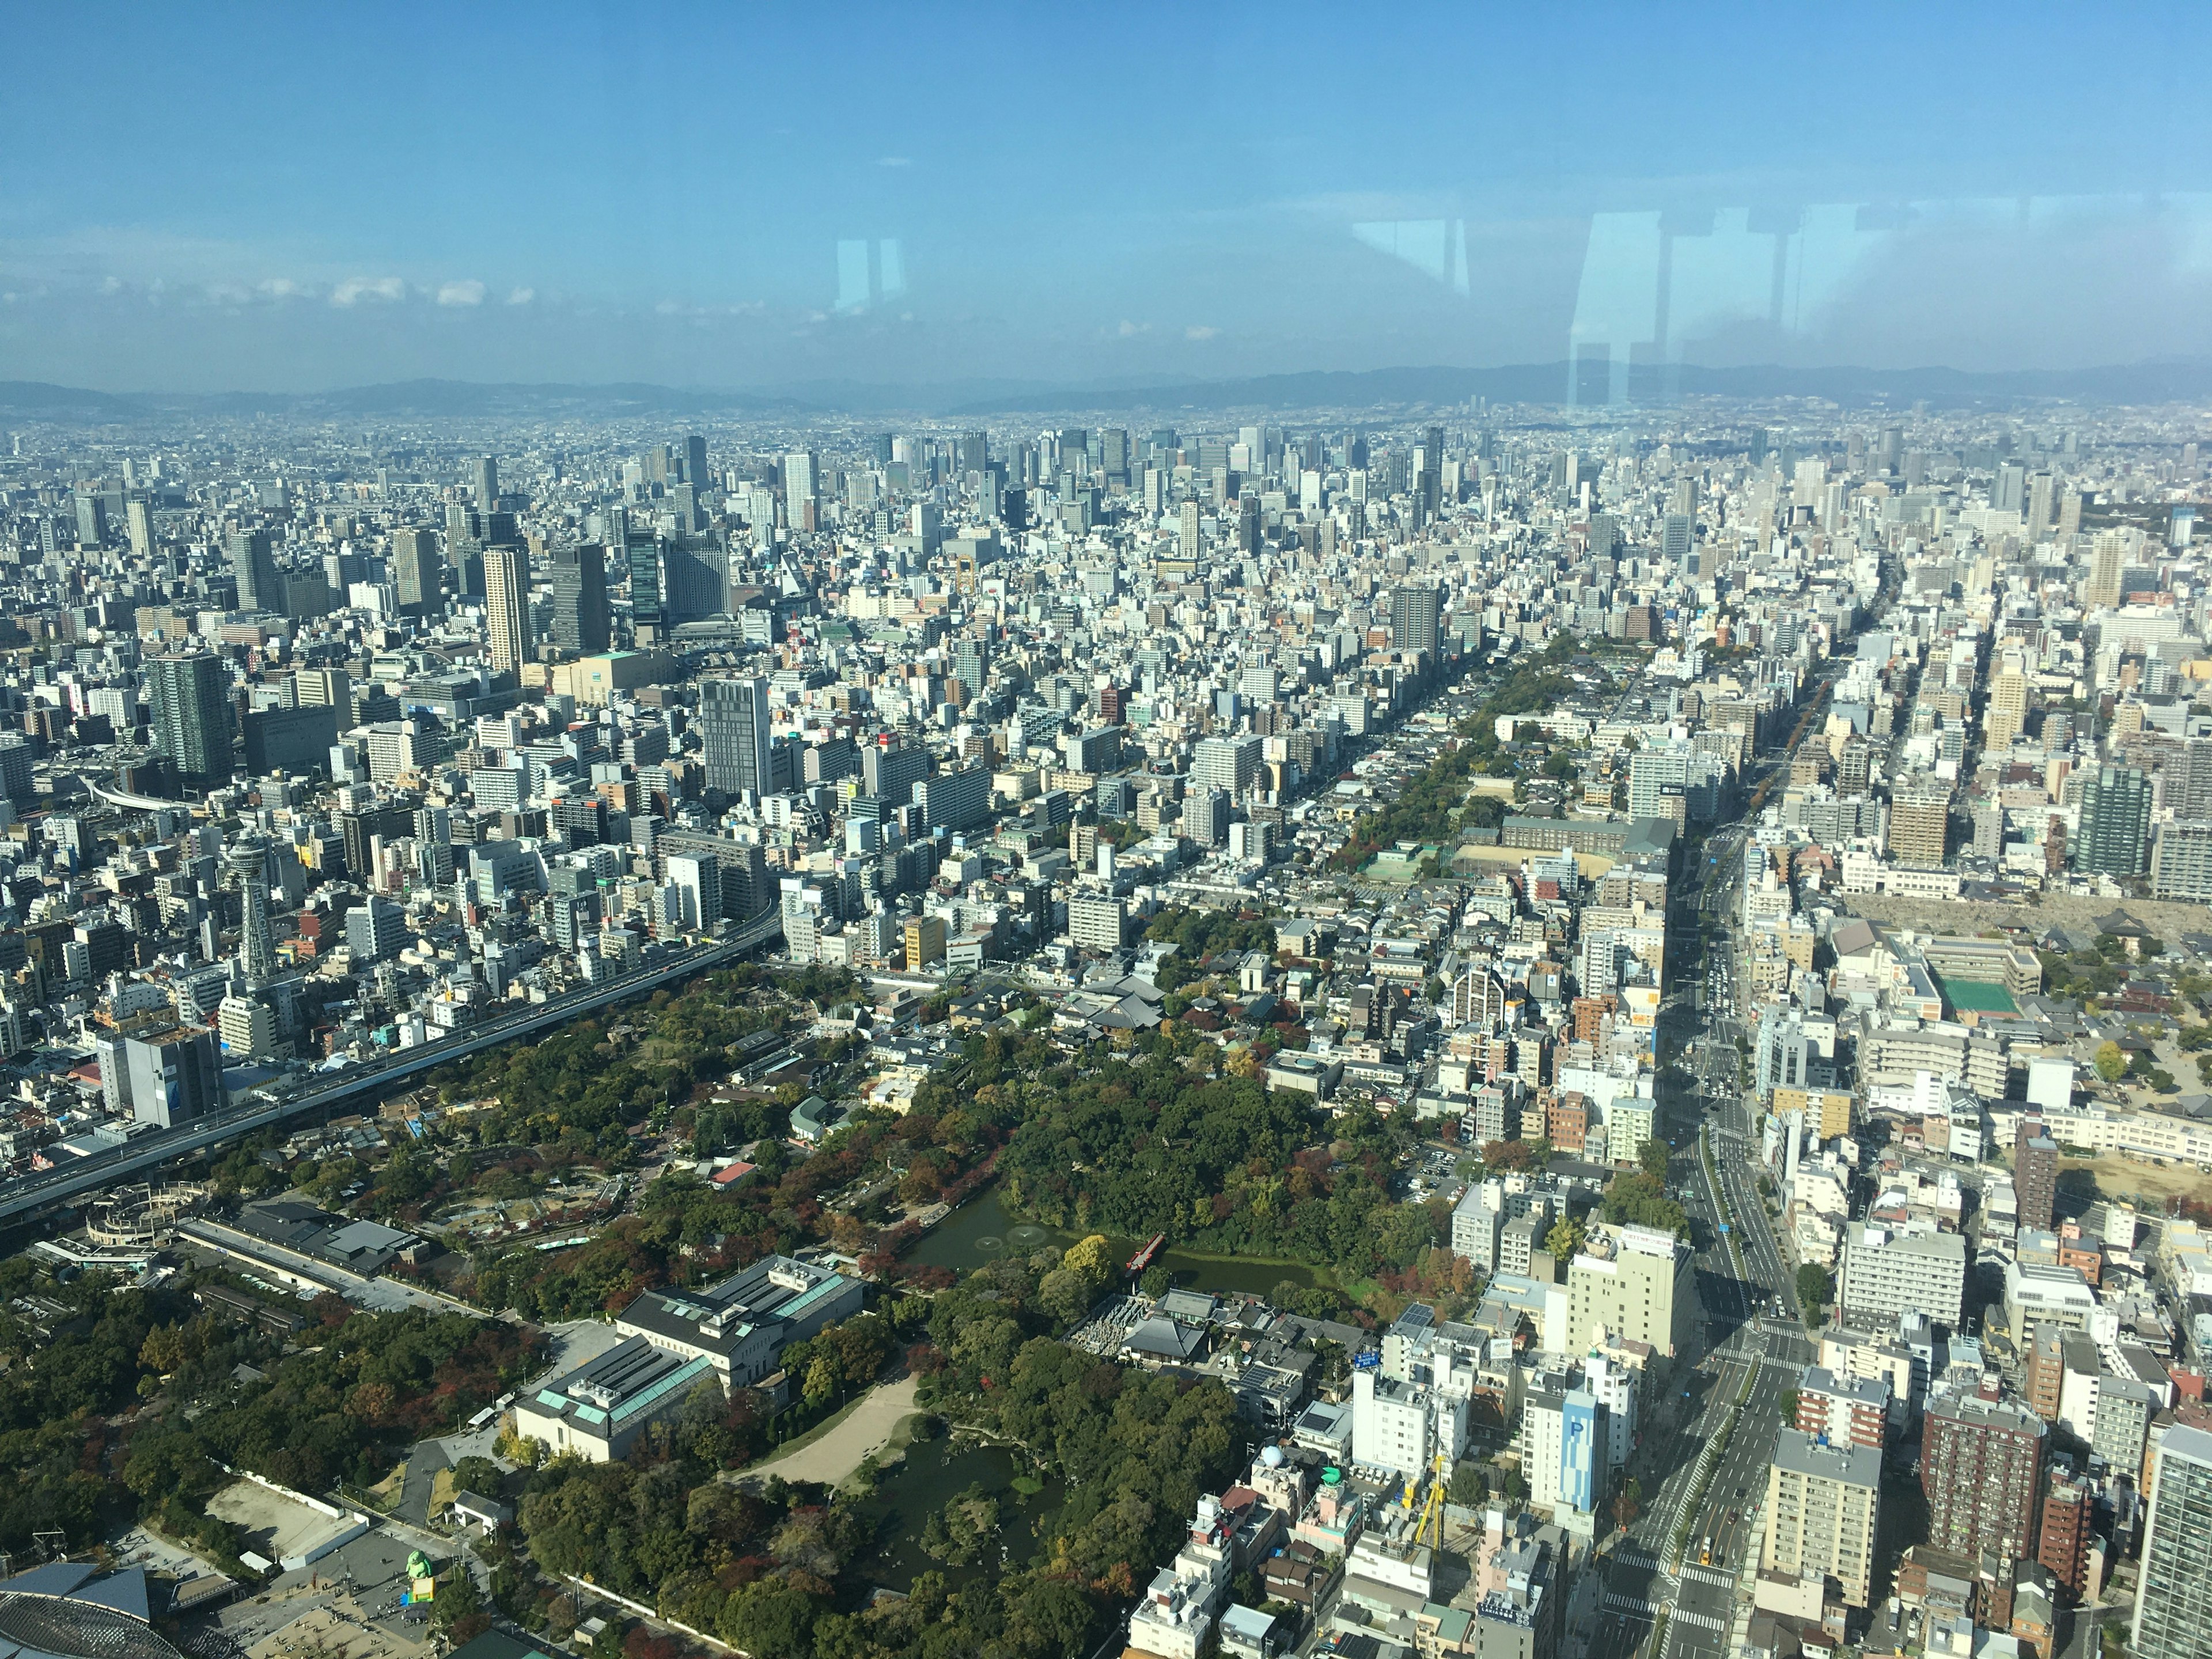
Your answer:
483,543 -> 530,675
2134,1423 -> 2212,1659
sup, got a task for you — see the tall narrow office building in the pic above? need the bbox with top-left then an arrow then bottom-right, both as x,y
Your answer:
148,654 -> 234,787
551,544 -> 611,652
229,529 -> 281,615
392,527 -> 443,615
701,676 -> 773,797
475,454 -> 499,507
483,543 -> 531,676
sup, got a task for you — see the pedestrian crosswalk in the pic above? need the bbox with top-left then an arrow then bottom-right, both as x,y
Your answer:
1671,1608 -> 1728,1633
1606,1594 -> 1660,1620
1680,1566 -> 1734,1589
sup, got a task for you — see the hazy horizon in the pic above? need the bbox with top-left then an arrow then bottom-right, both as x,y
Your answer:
5,2 -> 2211,395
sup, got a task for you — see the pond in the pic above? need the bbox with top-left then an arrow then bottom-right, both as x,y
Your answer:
899,1181 -> 1325,1297
852,1433 -> 1063,1592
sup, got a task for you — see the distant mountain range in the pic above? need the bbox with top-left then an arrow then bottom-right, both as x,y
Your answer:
0,377 -> 812,420
941,358 -> 2212,414
5,358 -> 2212,422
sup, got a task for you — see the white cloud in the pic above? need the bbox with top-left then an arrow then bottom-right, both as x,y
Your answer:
257,278 -> 304,300
1118,319 -> 1150,336
331,275 -> 404,306
506,286 -> 535,305
1185,324 -> 1219,340
98,275 -> 122,294
436,279 -> 486,307
877,156 -> 911,168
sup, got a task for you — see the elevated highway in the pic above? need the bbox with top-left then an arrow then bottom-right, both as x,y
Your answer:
0,905 -> 785,1227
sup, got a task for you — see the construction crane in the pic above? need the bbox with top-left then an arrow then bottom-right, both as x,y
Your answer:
1400,1453 -> 1450,1550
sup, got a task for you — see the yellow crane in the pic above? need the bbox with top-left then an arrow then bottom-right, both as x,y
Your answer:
1403,1452 -> 1449,1550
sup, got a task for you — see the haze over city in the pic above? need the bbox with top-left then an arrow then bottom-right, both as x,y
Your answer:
7,2 -> 2212,395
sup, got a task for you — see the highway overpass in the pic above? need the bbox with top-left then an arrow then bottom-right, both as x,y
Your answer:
0,904 -> 786,1228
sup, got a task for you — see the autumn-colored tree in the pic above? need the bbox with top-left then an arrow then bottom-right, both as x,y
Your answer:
2094,1041 -> 2127,1084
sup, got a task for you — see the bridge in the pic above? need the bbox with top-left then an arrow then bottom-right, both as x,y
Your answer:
0,904 -> 785,1228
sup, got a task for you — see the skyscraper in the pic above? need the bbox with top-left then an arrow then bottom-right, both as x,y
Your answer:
2087,530 -> 2127,608
2077,764 -> 2151,877
392,527 -> 442,615
147,654 -> 233,786
1391,584 -> 1441,656
475,454 -> 499,507
683,434 -> 709,485
626,533 -> 662,639
701,677 -> 773,798
483,542 -> 531,676
1180,499 -> 1200,556
781,449 -> 818,530
2133,1423 -> 2212,1659
551,544 -> 611,653
2014,1116 -> 2058,1233
229,529 -> 281,615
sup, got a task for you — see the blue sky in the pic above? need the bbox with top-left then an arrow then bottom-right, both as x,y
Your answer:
2,1 -> 2208,392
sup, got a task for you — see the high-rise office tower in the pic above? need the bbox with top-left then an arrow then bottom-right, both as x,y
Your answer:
475,454 -> 498,507
683,434 -> 708,485
2026,470 -> 2055,536
482,542 -> 531,676
97,1024 -> 224,1128
626,533 -> 662,639
701,677 -> 773,797
147,654 -> 234,787
1391,585 -> 1442,656
1180,499 -> 1200,555
2135,1424 -> 2212,1659
392,527 -> 442,615
2076,764 -> 2151,877
551,544 -> 610,653
126,499 -> 155,558
229,529 -> 281,615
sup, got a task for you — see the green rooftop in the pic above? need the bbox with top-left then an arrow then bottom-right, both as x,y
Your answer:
1936,975 -> 2017,1016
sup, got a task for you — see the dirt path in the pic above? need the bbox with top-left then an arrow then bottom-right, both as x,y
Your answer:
740,1373 -> 921,1488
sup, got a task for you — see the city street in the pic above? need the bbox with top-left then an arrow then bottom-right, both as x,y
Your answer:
1583,795 -> 1819,1659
